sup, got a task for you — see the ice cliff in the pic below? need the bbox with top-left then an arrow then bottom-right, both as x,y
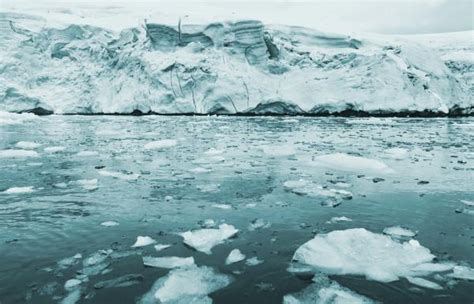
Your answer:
0,12 -> 473,115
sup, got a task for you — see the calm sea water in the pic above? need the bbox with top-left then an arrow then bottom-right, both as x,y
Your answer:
0,116 -> 473,303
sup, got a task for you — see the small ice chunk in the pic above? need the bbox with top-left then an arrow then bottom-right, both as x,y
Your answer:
15,141 -> 41,149
406,276 -> 443,290
3,186 -> 35,194
204,148 -> 223,155
313,153 -> 395,174
98,170 -> 140,180
246,257 -> 263,266
139,265 -> 232,303
197,183 -> 220,193
180,223 -> 238,254
132,236 -> 156,248
64,279 -> 82,290
461,200 -> 474,207
0,149 -> 39,158
154,244 -> 171,252
261,145 -> 296,156
212,204 -> 232,210
100,221 -> 119,227
226,249 -> 246,265
326,216 -> 352,224
189,167 -> 212,173
284,179 -> 352,200
44,146 -> 65,153
447,265 -> 474,280
74,179 -> 98,191
383,226 -> 417,238
248,218 -> 271,231
143,256 -> 195,269
76,151 -> 99,157
144,139 -> 177,150
291,228 -> 437,283
60,289 -> 81,304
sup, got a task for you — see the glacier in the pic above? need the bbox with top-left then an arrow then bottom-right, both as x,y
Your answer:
0,10 -> 473,115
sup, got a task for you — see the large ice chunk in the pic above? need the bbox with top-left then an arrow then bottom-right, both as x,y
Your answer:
139,265 -> 232,303
291,228 -> 436,283
180,224 -> 238,254
312,153 -> 395,174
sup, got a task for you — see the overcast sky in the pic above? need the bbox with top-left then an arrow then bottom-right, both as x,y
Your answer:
2,0 -> 473,34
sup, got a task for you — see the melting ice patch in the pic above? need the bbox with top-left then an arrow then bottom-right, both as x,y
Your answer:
180,224 -> 238,254
290,228 -> 460,284
312,153 -> 394,174
139,265 -> 232,303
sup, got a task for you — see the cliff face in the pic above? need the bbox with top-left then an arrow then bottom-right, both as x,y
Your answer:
0,12 -> 472,115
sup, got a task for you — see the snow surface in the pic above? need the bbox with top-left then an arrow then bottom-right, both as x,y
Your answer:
180,223 -> 238,254
0,8 -> 472,115
140,265 -> 232,303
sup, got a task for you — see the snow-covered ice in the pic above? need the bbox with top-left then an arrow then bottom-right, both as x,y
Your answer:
225,249 -> 246,265
180,223 -> 238,254
131,236 -> 156,248
143,256 -> 195,269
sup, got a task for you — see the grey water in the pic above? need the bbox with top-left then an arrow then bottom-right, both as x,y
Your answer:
0,116 -> 473,303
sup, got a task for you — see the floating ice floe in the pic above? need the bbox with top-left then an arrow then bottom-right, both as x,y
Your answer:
0,149 -> 39,158
180,223 -> 238,254
143,256 -> 195,269
326,216 -> 352,224
58,253 -> 82,270
193,156 -> 226,165
248,218 -> 271,231
197,184 -> 220,193
144,139 -> 178,150
312,153 -> 395,174
406,276 -> 442,290
246,257 -> 263,266
64,279 -> 82,291
139,265 -> 232,303
189,167 -> 212,173
44,146 -> 66,153
132,236 -> 156,248
0,111 -> 37,125
261,145 -> 296,156
76,151 -> 99,157
98,170 -> 140,180
100,221 -> 119,227
225,249 -> 246,265
15,141 -> 41,149
154,244 -> 171,252
447,265 -> 474,280
94,274 -> 144,289
383,226 -> 417,238
461,200 -> 474,207
204,148 -> 224,156
385,148 -> 409,160
3,186 -> 35,194
72,179 -> 98,191
283,274 -> 375,304
291,228 -> 451,283
283,179 -> 353,200
212,204 -> 232,210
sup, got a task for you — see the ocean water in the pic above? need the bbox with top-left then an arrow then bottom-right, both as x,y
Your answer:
0,116 -> 473,303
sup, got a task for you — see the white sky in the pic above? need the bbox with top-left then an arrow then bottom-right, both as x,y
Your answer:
2,0 -> 473,34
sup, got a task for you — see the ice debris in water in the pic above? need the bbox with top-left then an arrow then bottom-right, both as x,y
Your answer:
100,221 -> 119,227
385,148 -> 409,160
139,265 -> 232,303
64,279 -> 82,291
3,186 -> 35,194
291,228 -> 448,283
326,216 -> 352,224
225,249 -> 246,265
313,153 -> 395,174
94,274 -> 144,289
44,146 -> 66,153
447,265 -> 474,281
0,149 -> 39,158
283,274 -> 375,304
154,244 -> 172,252
189,167 -> 212,173
283,179 -> 352,200
15,141 -> 41,149
212,203 -> 232,210
248,218 -> 271,231
246,257 -> 264,266
461,200 -> 474,207
383,226 -> 417,238
180,223 -> 238,254
144,139 -> 178,150
143,256 -> 195,269
406,276 -> 442,290
76,150 -> 99,157
98,170 -> 140,180
132,236 -> 156,248
261,145 -> 296,156
73,179 -> 98,191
